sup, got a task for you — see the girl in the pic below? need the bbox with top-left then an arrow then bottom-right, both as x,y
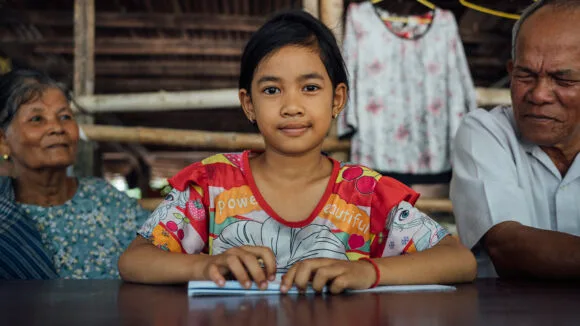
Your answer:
118,10 -> 476,293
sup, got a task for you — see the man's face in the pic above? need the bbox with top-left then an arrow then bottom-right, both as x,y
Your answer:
509,6 -> 580,150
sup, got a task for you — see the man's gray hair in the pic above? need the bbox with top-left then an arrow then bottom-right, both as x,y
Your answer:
512,0 -> 580,59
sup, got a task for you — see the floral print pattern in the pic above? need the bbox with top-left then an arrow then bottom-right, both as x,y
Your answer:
20,178 -> 150,279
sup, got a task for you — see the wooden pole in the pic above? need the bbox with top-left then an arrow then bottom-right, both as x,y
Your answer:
320,0 -> 345,160
73,0 -> 96,177
320,0 -> 344,46
303,0 -> 319,19
80,124 -> 351,152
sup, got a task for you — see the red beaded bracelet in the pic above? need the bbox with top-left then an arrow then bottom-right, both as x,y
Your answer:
359,257 -> 380,288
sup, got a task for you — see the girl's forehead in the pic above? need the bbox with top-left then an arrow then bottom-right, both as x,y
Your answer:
254,45 -> 326,75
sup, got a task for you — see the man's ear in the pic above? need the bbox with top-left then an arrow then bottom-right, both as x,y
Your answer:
332,83 -> 348,118
507,59 -> 514,76
239,88 -> 256,123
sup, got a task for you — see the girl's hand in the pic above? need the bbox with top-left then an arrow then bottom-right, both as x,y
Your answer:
204,246 -> 277,289
281,258 -> 377,294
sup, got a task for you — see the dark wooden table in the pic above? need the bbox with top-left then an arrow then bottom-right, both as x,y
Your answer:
1,279 -> 579,326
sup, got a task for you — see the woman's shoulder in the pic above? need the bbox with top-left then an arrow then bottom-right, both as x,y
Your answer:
75,177 -> 132,204
0,176 -> 14,199
77,177 -> 119,193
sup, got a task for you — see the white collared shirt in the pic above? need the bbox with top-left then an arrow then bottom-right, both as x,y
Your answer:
450,106 -> 580,277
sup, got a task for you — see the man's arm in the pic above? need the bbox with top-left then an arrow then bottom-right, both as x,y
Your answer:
483,221 -> 580,279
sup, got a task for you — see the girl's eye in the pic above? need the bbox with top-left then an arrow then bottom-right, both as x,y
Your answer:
303,85 -> 320,92
263,87 -> 280,95
60,114 -> 74,121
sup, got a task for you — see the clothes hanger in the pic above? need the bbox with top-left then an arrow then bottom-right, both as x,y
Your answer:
371,0 -> 435,24
459,0 -> 538,20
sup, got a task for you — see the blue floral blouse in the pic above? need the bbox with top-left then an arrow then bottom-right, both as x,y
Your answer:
1,177 -> 150,279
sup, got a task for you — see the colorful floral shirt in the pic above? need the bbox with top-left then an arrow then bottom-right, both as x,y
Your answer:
138,152 -> 449,274
338,2 -> 477,174
9,177 -> 150,279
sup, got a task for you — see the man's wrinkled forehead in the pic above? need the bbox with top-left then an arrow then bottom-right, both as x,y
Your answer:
515,6 -> 580,56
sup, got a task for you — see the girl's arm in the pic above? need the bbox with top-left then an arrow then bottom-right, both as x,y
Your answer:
118,235 -> 211,284
118,236 -> 277,286
374,235 -> 476,285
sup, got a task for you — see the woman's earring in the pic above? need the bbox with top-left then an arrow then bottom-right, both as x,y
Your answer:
2,154 -> 9,161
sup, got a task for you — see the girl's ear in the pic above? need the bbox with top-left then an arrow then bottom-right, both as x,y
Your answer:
332,83 -> 348,118
239,88 -> 256,123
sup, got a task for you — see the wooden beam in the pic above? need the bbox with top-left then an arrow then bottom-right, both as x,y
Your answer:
75,87 -> 511,113
73,0 -> 96,178
75,89 -> 240,113
0,10 -> 264,32
14,57 -> 239,77
96,60 -> 239,77
3,38 -> 245,56
468,57 -> 506,68
94,77 -> 237,93
80,125 -> 351,152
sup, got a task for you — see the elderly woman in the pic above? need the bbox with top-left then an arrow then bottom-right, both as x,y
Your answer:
0,69 -> 150,279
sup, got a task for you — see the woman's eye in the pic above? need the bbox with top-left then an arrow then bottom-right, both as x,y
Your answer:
29,116 -> 43,122
60,114 -> 74,121
303,85 -> 320,92
263,87 -> 280,95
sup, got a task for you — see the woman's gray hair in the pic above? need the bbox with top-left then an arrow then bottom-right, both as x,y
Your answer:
0,69 -> 70,130
512,0 -> 580,59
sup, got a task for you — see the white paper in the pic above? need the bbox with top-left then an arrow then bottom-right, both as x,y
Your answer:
187,280 -> 455,297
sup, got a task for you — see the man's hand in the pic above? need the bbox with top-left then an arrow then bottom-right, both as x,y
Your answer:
281,258 -> 377,294
204,246 -> 276,289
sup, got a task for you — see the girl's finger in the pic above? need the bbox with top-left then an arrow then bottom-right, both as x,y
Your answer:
208,264 -> 226,287
280,268 -> 296,294
238,253 -> 268,289
241,246 -> 277,281
329,275 -> 350,294
311,266 -> 342,292
224,255 -> 252,289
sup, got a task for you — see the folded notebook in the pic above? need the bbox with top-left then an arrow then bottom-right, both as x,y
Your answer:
188,280 -> 455,297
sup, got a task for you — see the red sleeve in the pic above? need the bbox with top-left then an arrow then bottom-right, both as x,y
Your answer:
168,162 -> 210,208
369,176 -> 420,257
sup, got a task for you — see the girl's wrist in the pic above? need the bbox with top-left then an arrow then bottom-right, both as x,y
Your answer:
359,257 -> 381,288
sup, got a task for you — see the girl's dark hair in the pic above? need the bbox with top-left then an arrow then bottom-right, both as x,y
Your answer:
239,10 -> 349,94
0,69 -> 69,130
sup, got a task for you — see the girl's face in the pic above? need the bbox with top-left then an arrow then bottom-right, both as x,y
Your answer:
239,45 -> 347,156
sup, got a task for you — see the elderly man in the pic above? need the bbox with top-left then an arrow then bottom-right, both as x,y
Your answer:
451,0 -> 580,278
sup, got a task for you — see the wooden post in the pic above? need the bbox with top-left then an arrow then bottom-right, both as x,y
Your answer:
73,0 -> 96,177
319,0 -> 346,160
303,0 -> 319,19
320,0 -> 344,46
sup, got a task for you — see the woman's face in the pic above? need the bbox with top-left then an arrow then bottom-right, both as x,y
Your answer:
0,87 -> 79,171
